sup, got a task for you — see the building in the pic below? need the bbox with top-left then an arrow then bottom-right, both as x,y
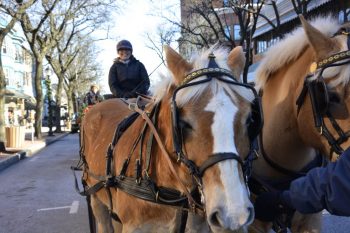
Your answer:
178,0 -> 350,82
253,0 -> 350,60
179,0 -> 246,58
0,16 -> 36,126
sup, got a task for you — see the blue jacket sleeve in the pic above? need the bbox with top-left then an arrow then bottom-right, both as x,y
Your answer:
282,147 -> 350,216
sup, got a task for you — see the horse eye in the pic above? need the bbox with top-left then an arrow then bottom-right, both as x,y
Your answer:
179,120 -> 192,130
329,92 -> 341,103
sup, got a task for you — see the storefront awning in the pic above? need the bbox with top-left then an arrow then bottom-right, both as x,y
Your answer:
5,89 -> 36,110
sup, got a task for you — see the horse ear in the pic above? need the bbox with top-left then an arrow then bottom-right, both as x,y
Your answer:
227,46 -> 245,81
164,45 -> 193,85
299,15 -> 336,61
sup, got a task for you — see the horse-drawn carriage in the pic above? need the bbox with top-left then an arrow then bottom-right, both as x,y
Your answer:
72,16 -> 350,233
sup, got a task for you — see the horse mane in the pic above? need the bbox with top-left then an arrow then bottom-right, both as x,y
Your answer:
153,46 -> 255,105
255,16 -> 341,90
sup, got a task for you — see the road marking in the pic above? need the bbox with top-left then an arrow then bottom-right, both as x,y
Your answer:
69,201 -> 79,214
37,201 -> 79,214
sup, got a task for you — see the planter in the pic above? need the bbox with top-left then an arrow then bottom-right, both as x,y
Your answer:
5,126 -> 26,148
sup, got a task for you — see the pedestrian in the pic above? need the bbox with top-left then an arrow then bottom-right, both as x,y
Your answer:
254,146 -> 350,222
108,39 -> 150,98
84,84 -> 104,106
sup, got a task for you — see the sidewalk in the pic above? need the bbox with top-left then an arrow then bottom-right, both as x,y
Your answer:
0,127 -> 71,172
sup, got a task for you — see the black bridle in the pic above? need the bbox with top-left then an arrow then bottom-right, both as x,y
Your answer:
296,28 -> 350,157
171,53 -> 263,192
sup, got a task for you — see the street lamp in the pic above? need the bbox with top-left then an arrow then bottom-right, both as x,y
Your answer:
44,67 -> 54,136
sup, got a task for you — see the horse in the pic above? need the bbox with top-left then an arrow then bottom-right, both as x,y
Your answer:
79,45 -> 261,233
250,16 -> 350,233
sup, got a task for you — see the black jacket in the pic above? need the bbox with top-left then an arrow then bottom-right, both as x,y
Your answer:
108,56 -> 150,98
84,91 -> 103,106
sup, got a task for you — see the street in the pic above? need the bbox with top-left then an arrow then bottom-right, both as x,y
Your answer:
0,134 -> 349,233
0,134 -> 89,233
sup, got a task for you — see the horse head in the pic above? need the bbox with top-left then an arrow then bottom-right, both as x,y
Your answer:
153,45 -> 256,232
296,16 -> 350,159
252,15 -> 350,233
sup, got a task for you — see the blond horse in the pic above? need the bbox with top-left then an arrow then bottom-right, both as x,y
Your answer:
80,45 -> 258,233
250,16 -> 350,233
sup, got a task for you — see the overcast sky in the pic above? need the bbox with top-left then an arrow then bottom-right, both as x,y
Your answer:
96,0 -> 180,94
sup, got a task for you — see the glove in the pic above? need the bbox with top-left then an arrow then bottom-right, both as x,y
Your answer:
124,92 -> 136,98
254,191 -> 293,222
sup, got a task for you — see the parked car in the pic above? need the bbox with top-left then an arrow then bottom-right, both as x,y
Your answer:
70,113 -> 80,133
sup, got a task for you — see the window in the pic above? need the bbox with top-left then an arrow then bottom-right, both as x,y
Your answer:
224,25 -> 231,39
339,10 -> 345,24
234,25 -> 241,40
14,45 -> 23,63
24,72 -> 31,86
257,41 -> 267,54
2,39 -> 7,54
346,8 -> 350,22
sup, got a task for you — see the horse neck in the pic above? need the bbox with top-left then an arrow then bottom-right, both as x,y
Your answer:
258,47 -> 318,175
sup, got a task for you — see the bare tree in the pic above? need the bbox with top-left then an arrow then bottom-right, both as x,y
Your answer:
46,0 -> 115,132
18,0 -> 76,138
291,0 -> 311,17
0,0 -> 37,150
64,40 -> 102,119
155,0 -> 287,82
18,0 -> 116,138
145,23 -> 179,67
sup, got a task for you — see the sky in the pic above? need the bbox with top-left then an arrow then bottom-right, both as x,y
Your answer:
96,0 -> 180,94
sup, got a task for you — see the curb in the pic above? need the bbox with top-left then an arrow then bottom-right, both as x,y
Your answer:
0,133 -> 70,173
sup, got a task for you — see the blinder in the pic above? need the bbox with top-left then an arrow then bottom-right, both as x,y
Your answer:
247,98 -> 264,142
298,75 -> 330,128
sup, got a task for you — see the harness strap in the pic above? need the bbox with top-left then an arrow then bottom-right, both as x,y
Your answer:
71,166 -> 105,196
129,101 -> 197,208
198,152 -> 242,176
174,208 -> 188,233
86,195 -> 96,233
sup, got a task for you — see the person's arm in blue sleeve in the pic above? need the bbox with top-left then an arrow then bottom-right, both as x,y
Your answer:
254,147 -> 350,221
282,147 -> 350,216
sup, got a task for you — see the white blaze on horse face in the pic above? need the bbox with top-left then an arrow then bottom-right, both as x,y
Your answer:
204,90 -> 253,231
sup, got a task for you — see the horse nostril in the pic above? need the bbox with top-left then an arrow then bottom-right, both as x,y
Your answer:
209,211 -> 222,227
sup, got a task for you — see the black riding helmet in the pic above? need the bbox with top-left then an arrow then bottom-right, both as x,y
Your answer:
116,40 -> 133,52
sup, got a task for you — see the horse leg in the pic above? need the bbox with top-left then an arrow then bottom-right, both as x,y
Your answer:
290,212 -> 322,233
91,195 -> 114,233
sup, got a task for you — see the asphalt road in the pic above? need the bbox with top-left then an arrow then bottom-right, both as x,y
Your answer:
0,134 -> 89,233
0,133 -> 349,233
